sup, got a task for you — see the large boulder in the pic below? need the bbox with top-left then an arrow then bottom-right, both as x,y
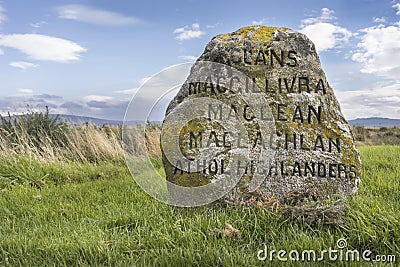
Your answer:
161,26 -> 361,205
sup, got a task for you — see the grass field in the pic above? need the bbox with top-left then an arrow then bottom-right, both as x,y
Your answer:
0,145 -> 398,266
0,111 -> 398,266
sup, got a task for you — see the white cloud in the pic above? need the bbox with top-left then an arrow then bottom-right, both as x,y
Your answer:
9,61 -> 39,70
206,22 -> 222,29
115,88 -> 139,95
336,81 -> 400,119
83,95 -> 114,103
351,4 -> 400,79
301,23 -> 352,52
82,95 -> 128,115
58,5 -> 139,26
115,76 -> 152,95
373,17 -> 386,23
17,88 -> 33,94
0,5 -> 7,24
138,76 -> 151,85
301,8 -> 336,27
252,18 -> 267,25
179,55 -> 197,61
0,48 -> 3,55
0,34 -> 86,62
339,3 -> 400,119
30,21 -> 47,29
0,94 -> 128,120
300,8 -> 352,52
393,3 -> 400,15
173,23 -> 205,41
351,25 -> 400,79
0,95 -> 59,116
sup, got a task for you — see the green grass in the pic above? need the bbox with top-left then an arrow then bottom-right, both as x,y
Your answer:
0,146 -> 398,266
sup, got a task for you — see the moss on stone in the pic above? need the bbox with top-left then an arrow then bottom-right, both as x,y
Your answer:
216,26 -> 287,45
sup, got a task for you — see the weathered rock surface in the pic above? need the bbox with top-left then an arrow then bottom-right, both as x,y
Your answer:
162,26 -> 361,204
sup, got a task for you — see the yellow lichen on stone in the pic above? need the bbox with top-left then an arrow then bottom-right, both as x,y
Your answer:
216,26 -> 287,45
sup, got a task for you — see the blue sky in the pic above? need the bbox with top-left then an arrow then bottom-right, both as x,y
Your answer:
0,0 -> 399,120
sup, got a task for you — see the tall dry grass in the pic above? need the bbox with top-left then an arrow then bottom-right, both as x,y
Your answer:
0,110 -> 161,163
